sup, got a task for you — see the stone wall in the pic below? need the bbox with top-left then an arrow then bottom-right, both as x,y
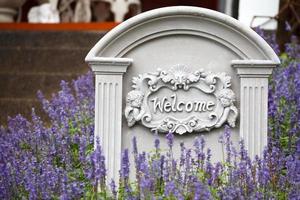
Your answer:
0,30 -> 105,125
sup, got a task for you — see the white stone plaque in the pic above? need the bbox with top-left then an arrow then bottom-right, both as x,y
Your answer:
125,65 -> 238,134
86,6 -> 280,183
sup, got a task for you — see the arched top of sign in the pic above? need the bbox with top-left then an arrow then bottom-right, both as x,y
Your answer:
86,6 -> 279,63
124,65 -> 238,134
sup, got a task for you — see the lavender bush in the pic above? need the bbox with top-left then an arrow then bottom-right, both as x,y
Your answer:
268,37 -> 300,155
256,28 -> 300,155
0,73 -> 96,199
0,32 -> 299,199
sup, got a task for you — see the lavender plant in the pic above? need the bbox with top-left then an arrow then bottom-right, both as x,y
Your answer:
267,34 -> 300,155
0,32 -> 300,199
0,72 -> 95,199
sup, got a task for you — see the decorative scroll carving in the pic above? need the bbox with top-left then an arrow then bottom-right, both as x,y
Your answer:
125,65 -> 238,134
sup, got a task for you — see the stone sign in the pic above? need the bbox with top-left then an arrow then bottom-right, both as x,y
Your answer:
86,6 -> 280,183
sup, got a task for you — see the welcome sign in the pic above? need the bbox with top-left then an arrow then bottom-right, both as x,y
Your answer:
125,65 -> 238,134
86,7 -> 280,183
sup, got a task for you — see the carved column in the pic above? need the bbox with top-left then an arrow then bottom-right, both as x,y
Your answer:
86,57 -> 132,184
232,60 -> 278,158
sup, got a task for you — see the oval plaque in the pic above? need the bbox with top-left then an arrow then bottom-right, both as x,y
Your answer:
125,65 -> 238,134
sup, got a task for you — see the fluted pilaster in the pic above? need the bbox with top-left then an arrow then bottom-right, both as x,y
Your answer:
232,60 -> 278,158
87,57 -> 132,184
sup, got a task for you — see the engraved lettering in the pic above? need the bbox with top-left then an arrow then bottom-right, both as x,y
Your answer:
150,93 -> 215,113
186,102 -> 193,112
206,101 -> 215,111
170,94 -> 177,112
194,101 -> 206,112
151,97 -> 164,113
177,101 -> 184,112
164,102 -> 172,112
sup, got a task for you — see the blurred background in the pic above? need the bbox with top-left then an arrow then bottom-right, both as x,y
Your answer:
1,0 -> 299,32
0,0 -> 299,124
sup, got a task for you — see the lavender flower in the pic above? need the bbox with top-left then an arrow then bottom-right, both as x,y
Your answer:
120,149 -> 130,181
193,179 -> 212,200
166,132 -> 174,149
110,180 -> 117,199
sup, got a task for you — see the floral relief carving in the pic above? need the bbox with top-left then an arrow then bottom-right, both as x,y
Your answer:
125,65 -> 238,134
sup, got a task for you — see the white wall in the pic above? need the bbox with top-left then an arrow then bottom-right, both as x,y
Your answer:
238,0 -> 280,30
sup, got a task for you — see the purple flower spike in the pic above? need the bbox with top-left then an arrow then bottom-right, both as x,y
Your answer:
154,138 -> 160,150
166,132 -> 174,149
110,180 -> 117,199
120,149 -> 130,180
193,179 -> 212,200
132,136 -> 138,156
